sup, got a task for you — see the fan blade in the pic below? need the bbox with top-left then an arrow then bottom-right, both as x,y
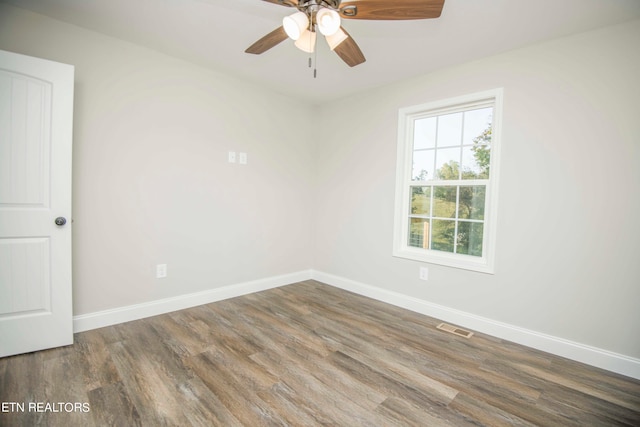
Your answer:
340,0 -> 445,20
245,27 -> 289,55
333,28 -> 366,67
261,0 -> 298,7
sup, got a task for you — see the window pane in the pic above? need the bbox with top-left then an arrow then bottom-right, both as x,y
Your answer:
463,107 -> 493,146
414,117 -> 436,150
431,219 -> 455,253
434,147 -> 461,180
395,89 -> 501,272
457,221 -> 484,256
408,218 -> 430,249
437,112 -> 463,147
461,145 -> 490,179
411,186 -> 431,215
412,150 -> 435,181
433,186 -> 457,218
457,186 -> 485,220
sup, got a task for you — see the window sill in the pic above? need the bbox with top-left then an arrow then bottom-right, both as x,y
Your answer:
392,247 -> 495,274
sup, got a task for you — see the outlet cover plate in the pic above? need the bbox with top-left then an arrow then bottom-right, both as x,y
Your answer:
156,264 -> 167,279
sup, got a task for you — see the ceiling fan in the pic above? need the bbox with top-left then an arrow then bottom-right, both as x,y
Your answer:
245,0 -> 445,67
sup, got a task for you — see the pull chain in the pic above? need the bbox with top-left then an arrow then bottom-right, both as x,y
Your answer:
306,24 -> 318,78
313,34 -> 318,78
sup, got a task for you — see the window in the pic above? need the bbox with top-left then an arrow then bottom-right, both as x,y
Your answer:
393,89 -> 503,273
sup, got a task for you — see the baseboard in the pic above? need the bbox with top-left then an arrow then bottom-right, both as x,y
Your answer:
311,270 -> 640,380
73,268 -> 639,380
73,270 -> 313,333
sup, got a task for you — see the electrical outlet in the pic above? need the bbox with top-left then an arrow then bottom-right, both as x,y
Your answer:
419,266 -> 429,281
156,264 -> 167,279
239,152 -> 247,165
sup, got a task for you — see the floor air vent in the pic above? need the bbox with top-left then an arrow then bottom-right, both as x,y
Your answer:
437,323 -> 474,339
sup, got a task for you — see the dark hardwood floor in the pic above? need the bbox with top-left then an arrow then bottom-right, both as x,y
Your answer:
1,280 -> 639,426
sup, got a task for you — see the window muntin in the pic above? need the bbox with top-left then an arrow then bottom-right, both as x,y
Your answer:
394,90 -> 502,273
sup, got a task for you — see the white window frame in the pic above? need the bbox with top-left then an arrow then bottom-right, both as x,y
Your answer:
393,89 -> 503,274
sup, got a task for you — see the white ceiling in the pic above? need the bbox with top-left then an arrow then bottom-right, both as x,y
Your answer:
4,0 -> 640,104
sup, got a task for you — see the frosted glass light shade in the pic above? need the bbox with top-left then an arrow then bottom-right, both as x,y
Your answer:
283,12 -> 309,40
316,8 -> 341,36
325,27 -> 348,50
295,29 -> 317,53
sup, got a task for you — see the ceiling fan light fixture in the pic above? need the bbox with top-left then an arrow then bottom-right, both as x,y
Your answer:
294,29 -> 317,53
246,0 -> 446,68
316,7 -> 341,36
283,11 -> 309,40
325,27 -> 348,50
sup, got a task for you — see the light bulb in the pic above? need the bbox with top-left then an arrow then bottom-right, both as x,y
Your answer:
295,29 -> 316,53
325,27 -> 348,50
283,11 -> 309,40
316,8 -> 341,36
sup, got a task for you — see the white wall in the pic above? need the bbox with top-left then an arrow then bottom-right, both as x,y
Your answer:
314,19 -> 640,360
0,4 -> 315,315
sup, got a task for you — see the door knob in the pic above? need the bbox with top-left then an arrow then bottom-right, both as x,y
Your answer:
55,217 -> 67,226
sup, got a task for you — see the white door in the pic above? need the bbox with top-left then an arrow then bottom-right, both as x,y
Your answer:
0,50 -> 74,357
